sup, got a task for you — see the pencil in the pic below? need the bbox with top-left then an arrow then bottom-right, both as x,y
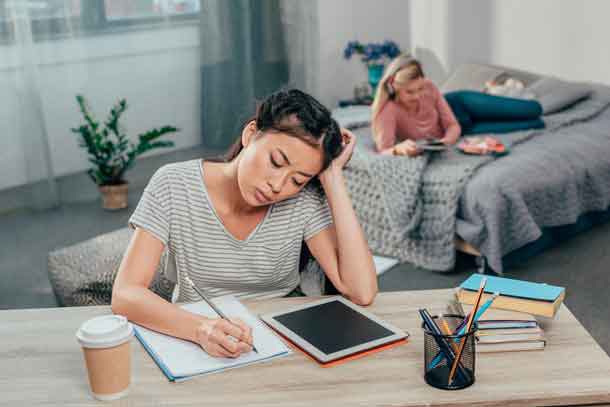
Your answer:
448,276 -> 487,384
419,309 -> 470,383
184,276 -> 258,354
438,314 -> 458,352
455,291 -> 500,336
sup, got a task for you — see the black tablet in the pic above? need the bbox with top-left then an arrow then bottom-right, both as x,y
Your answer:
260,296 -> 408,363
415,139 -> 447,151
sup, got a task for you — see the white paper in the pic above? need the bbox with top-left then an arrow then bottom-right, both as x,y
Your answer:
373,255 -> 399,276
133,295 -> 291,379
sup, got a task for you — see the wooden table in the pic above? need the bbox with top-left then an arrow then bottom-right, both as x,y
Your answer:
2,289 -> 610,406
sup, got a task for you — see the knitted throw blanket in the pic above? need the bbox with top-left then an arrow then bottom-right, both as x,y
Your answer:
343,93 -> 610,271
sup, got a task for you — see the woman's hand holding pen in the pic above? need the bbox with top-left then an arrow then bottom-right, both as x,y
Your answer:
195,317 -> 253,358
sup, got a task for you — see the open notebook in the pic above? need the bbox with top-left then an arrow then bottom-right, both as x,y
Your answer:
133,295 -> 292,382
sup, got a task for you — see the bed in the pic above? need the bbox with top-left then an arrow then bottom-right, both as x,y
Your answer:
337,64 -> 610,274
454,91 -> 610,272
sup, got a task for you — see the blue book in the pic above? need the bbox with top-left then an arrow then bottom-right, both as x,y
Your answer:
457,274 -> 566,318
460,274 -> 564,301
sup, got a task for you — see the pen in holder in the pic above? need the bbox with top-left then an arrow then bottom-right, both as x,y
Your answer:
421,314 -> 477,390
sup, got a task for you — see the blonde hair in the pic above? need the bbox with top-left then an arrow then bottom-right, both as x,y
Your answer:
371,54 -> 424,141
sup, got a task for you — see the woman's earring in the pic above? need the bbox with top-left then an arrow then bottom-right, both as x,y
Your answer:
386,81 -> 395,98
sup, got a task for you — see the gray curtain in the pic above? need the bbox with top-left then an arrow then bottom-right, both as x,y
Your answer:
7,2 -> 59,210
2,1 -> 195,211
200,0 -> 290,149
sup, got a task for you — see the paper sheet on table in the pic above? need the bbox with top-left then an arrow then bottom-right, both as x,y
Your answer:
133,295 -> 291,382
373,255 -> 400,276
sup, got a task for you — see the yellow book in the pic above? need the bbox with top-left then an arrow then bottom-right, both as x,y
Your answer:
461,303 -> 537,322
457,288 -> 564,318
457,274 -> 565,318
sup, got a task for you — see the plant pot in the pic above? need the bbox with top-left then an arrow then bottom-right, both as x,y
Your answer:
368,63 -> 385,95
99,183 -> 129,210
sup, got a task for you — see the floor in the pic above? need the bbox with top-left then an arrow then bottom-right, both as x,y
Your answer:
1,145 -> 609,356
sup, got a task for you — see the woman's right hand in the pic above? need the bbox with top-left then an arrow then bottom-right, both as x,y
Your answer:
195,317 -> 254,358
394,140 -> 421,157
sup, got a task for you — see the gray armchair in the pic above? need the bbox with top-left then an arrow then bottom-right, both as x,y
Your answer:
48,228 -> 328,307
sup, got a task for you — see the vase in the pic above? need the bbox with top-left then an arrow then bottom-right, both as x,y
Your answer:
99,183 -> 129,210
367,63 -> 385,95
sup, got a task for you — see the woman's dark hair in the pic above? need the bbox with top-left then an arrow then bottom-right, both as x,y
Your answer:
217,89 -> 343,175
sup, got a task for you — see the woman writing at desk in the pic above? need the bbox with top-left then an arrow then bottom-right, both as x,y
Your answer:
111,89 -> 378,359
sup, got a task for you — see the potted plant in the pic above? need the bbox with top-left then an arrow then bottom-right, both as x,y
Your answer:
343,40 -> 401,95
72,95 -> 178,210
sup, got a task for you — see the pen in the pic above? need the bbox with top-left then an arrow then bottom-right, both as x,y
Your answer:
184,276 -> 258,354
419,309 -> 470,383
428,291 -> 499,369
448,277 -> 487,384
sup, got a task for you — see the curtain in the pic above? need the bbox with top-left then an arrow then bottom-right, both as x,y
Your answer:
1,0 -> 200,210
4,1 -> 59,210
0,0 -> 319,208
200,0 -> 319,149
280,0 -> 320,98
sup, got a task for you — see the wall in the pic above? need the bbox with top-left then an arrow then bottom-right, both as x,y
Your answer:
0,2 -> 414,192
4,1 -> 610,193
0,23 -> 201,191
316,0 -> 412,108
411,0 -> 610,86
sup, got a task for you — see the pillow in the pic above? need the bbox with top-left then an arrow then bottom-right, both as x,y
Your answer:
440,64 -> 505,93
527,77 -> 593,114
441,63 -> 542,93
494,67 -> 541,87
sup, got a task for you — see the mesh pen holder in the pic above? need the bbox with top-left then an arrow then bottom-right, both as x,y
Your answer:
422,314 -> 477,390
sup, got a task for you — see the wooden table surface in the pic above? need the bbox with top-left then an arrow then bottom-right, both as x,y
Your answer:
2,289 -> 610,406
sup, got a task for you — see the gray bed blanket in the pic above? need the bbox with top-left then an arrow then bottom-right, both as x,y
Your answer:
343,89 -> 610,271
457,87 -> 610,273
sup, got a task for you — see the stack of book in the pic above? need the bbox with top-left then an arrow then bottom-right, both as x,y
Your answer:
457,274 -> 566,318
462,304 -> 545,353
456,274 -> 566,353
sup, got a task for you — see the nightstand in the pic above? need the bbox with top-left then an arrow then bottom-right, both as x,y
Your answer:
331,104 -> 372,130
338,96 -> 373,108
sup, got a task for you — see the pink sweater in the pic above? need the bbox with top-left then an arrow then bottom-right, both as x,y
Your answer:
374,79 -> 460,151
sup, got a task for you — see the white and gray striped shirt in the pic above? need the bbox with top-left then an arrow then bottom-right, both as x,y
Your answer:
128,159 -> 333,302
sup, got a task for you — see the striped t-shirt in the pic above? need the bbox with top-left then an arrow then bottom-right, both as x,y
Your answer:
128,159 -> 333,302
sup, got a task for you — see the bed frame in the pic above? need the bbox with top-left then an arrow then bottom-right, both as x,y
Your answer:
455,236 -> 481,257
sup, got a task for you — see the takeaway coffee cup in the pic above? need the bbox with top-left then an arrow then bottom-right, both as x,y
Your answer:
76,315 -> 134,401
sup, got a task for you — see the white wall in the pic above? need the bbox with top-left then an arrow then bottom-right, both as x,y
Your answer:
0,2 -> 414,191
411,0 -> 610,86
0,24 -> 201,191
4,1 -> 610,192
316,0 -> 412,108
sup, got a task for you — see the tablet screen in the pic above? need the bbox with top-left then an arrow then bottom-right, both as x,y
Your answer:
273,299 -> 395,354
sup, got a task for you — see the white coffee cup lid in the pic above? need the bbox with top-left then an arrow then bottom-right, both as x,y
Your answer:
76,315 -> 134,349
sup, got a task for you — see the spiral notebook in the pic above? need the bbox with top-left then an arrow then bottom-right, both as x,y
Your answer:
133,295 -> 292,382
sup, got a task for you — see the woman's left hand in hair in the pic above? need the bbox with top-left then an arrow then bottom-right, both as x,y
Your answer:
321,128 -> 356,177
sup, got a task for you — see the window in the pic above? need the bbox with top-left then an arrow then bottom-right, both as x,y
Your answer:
0,0 -> 200,42
105,0 -> 201,21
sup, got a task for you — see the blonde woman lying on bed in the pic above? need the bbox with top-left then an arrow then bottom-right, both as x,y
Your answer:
371,54 -> 461,156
